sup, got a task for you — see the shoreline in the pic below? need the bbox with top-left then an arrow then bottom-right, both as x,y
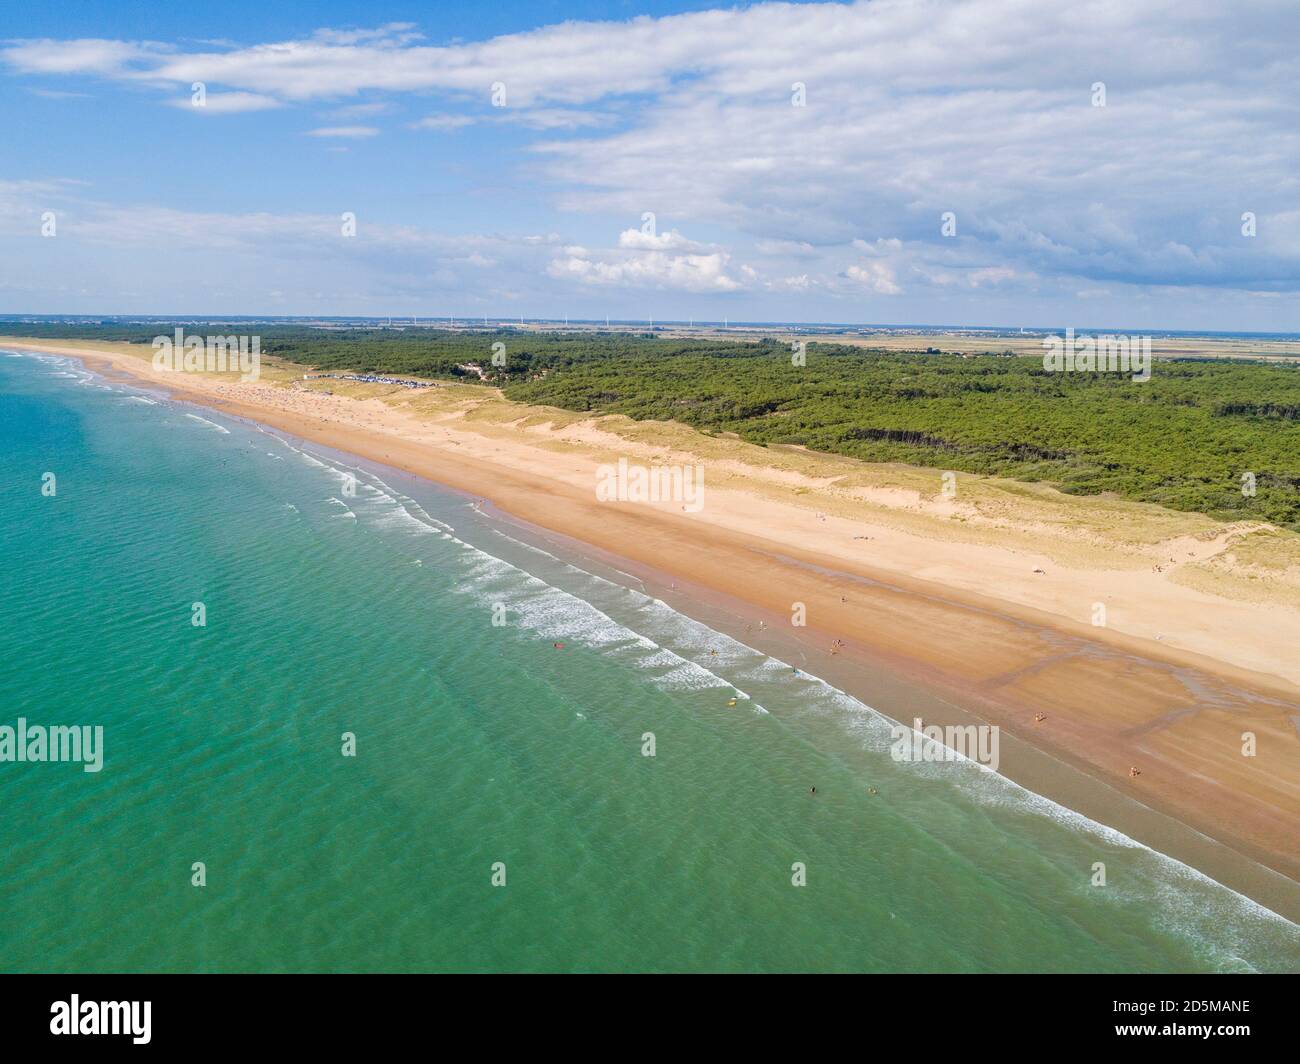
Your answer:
216,420 -> 1300,925
8,338 -> 1299,919
469,500 -> 1300,925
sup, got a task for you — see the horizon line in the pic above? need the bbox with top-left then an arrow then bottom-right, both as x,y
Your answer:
3,314 -> 1300,341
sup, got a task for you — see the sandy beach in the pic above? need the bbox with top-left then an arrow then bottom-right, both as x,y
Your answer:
8,336 -> 1299,912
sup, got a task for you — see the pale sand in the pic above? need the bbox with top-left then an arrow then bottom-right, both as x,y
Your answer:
8,337 -> 1299,895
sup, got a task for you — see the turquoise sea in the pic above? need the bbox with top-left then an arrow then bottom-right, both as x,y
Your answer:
0,348 -> 1296,973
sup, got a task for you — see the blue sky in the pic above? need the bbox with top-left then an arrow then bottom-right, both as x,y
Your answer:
2,0 -> 1298,328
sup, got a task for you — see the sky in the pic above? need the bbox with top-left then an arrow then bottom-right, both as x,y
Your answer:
1,0 -> 1297,329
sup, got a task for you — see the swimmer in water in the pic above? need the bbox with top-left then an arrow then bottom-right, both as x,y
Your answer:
810,787 -> 817,795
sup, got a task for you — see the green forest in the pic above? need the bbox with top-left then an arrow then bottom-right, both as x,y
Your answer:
7,321 -> 1300,529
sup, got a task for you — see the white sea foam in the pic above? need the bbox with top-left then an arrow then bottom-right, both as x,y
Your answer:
184,413 -> 230,434
326,497 -> 357,520
276,440 -> 765,706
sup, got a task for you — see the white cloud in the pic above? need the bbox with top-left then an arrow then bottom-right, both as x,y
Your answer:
170,91 -> 282,113
3,2 -> 1300,317
410,114 -> 475,131
755,239 -> 817,258
966,266 -> 1018,287
4,38 -> 156,76
504,108 -> 612,130
410,108 -> 611,132
27,88 -> 91,99
616,228 -> 708,252
550,225 -> 742,292
548,251 -> 742,292
772,274 -> 814,291
845,262 -> 902,295
309,23 -> 424,47
853,238 -> 903,256
304,125 -> 379,138
544,224 -> 743,292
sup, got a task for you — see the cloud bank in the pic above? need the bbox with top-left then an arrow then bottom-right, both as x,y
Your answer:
3,2 -> 1298,321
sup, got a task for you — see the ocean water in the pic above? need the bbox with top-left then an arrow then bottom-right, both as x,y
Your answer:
0,349 -> 1296,974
